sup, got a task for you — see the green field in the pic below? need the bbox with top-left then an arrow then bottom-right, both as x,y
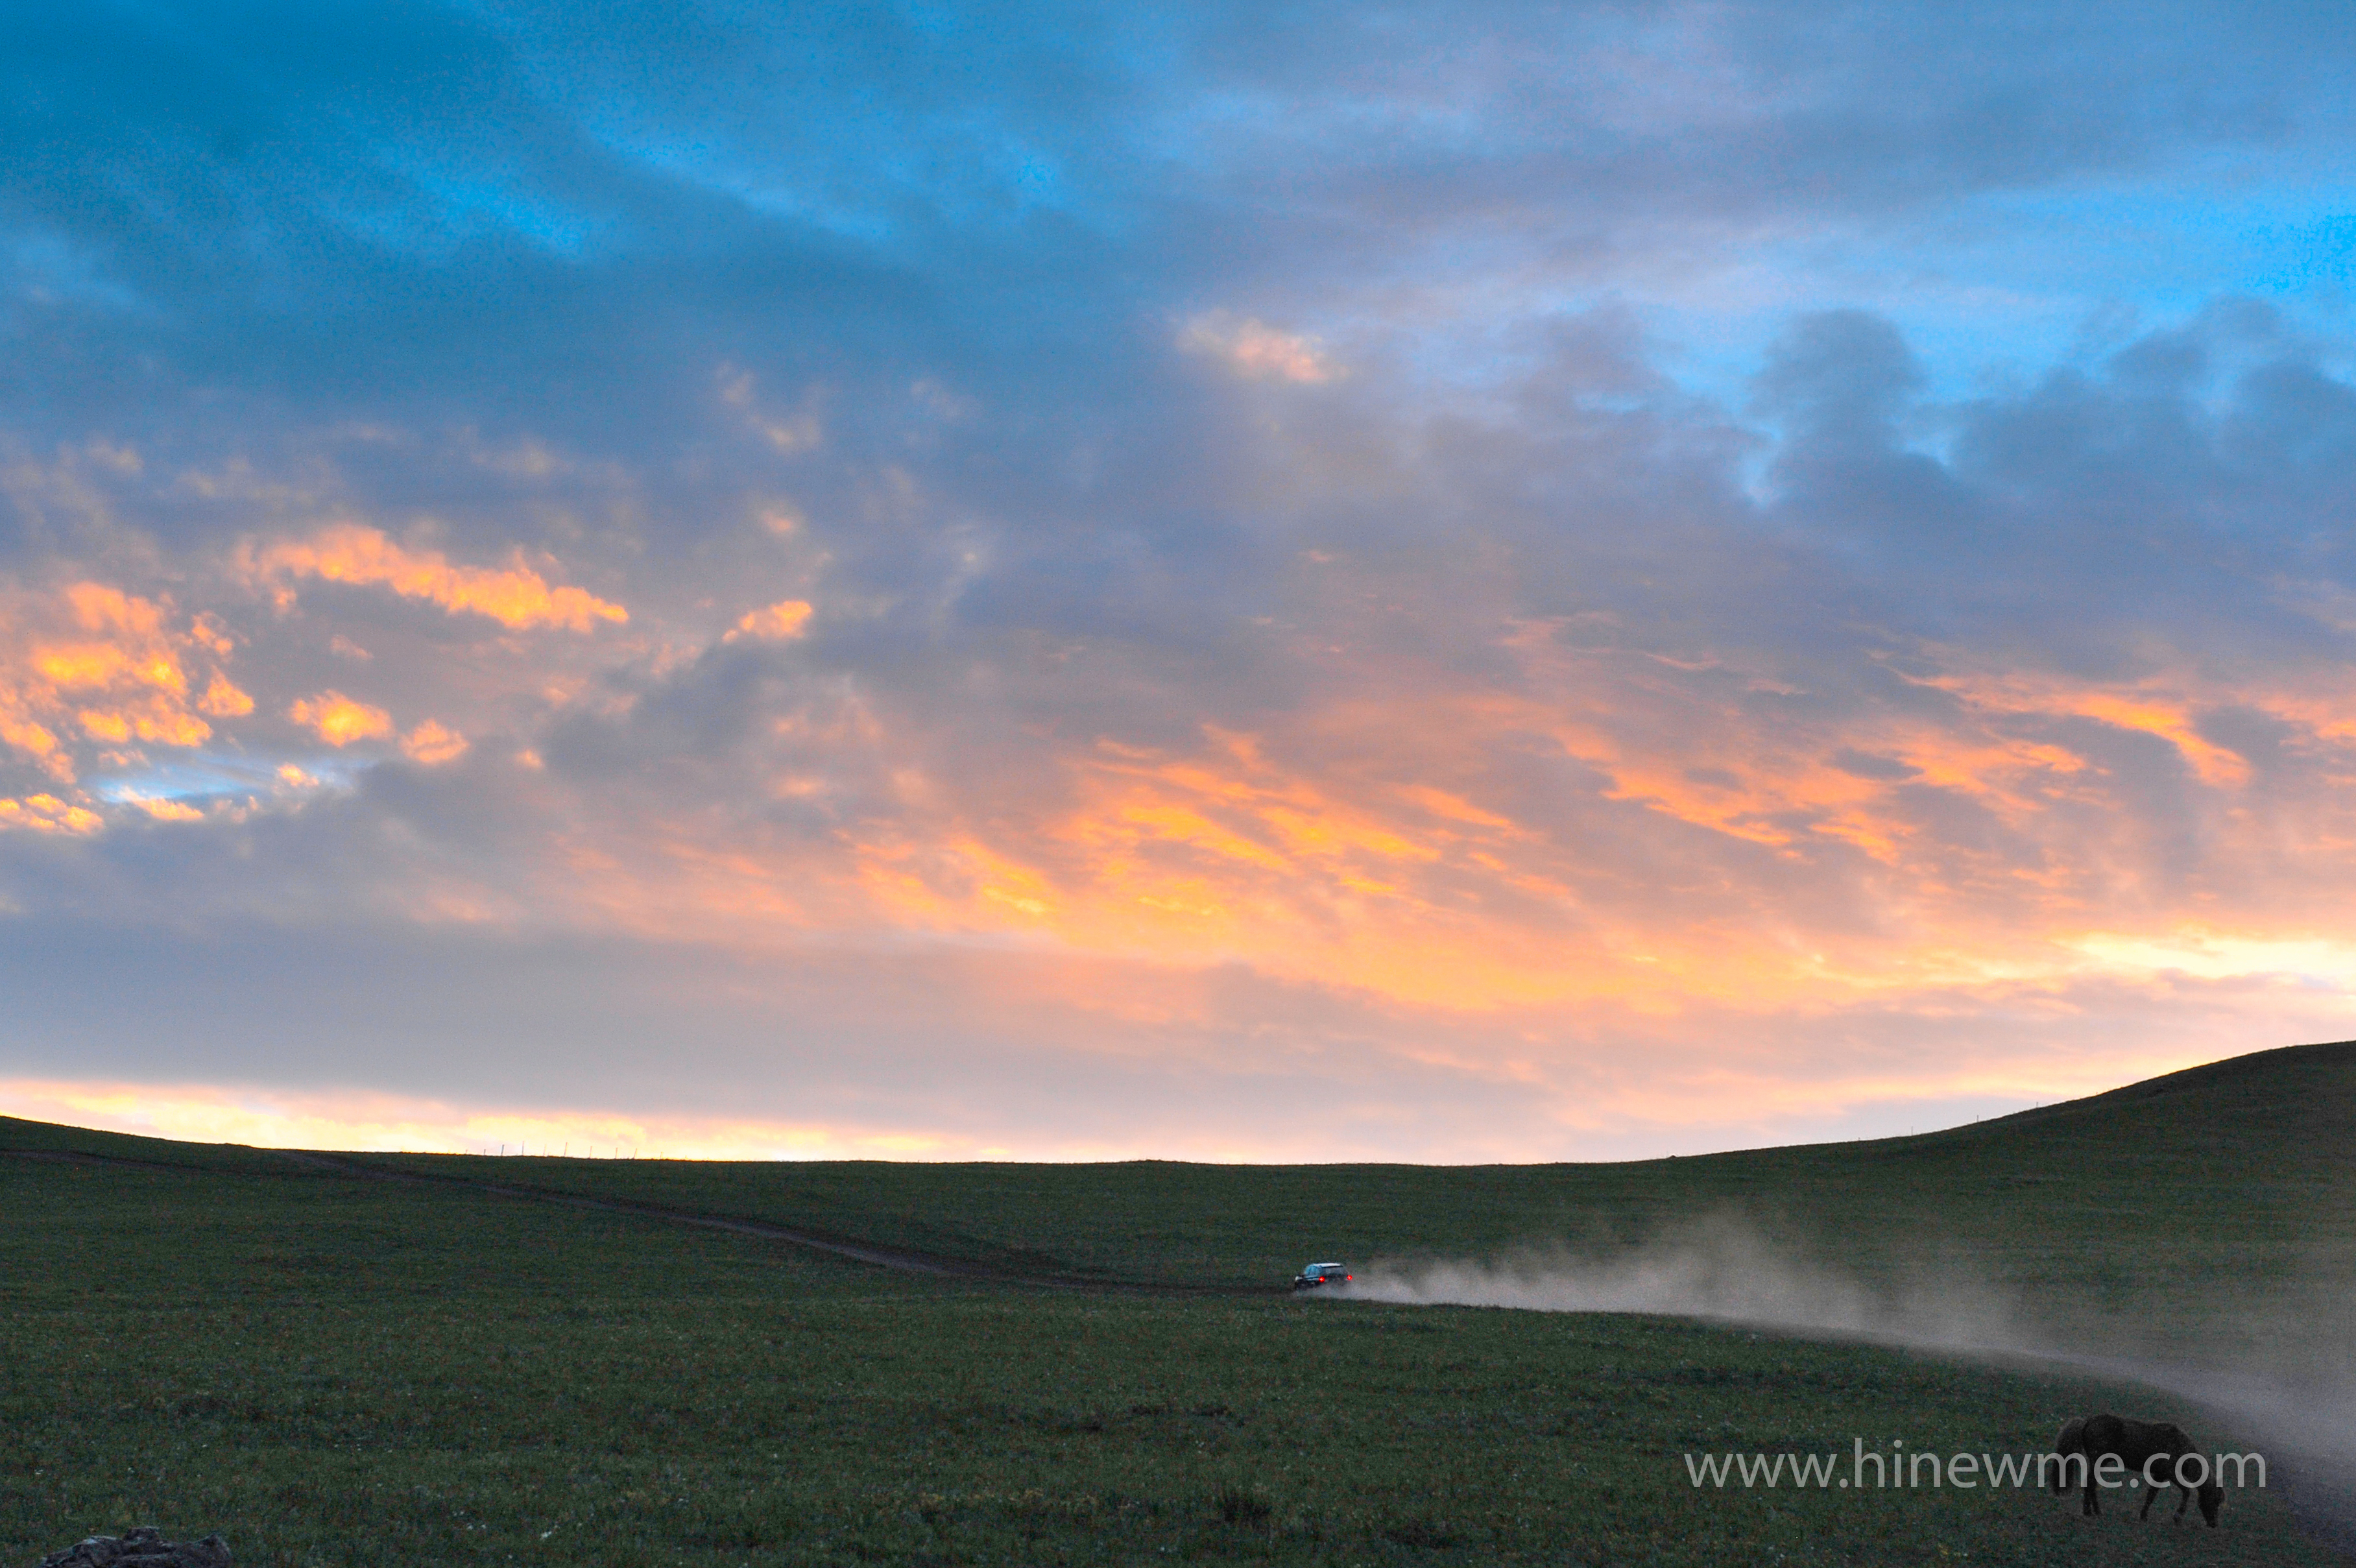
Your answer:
5,1043 -> 2351,1565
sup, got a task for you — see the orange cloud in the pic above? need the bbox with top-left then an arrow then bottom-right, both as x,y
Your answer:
401,718 -> 469,765
1892,664 -> 2253,789
0,581 -> 248,782
0,793 -> 102,834
248,523 -> 627,631
198,673 -> 255,717
288,690 -> 394,745
14,535 -> 2350,1059
792,620 -> 2356,1021
722,599 -> 814,642
843,723 -> 1695,1011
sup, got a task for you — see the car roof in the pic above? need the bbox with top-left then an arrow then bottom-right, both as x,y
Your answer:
1306,1261 -> 1345,1270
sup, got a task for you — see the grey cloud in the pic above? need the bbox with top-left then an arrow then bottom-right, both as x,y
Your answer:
0,747 -> 552,927
10,0 -> 2351,464
16,297 -> 2356,931
2197,705 -> 2298,771
10,6 -> 2356,1152
0,908 -> 2331,1159
1829,749 -> 1917,781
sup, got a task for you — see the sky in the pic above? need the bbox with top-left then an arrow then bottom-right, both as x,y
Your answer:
6,0 -> 2356,1162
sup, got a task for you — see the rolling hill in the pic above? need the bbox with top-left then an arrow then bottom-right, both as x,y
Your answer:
5,1041 -> 2350,1565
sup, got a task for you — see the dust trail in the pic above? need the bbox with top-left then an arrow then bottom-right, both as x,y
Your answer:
1337,1214 -> 2042,1356
1335,1218 -> 2356,1549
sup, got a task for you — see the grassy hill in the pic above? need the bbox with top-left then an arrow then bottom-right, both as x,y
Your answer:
315,1039 -> 2356,1357
5,1041 -> 2351,1565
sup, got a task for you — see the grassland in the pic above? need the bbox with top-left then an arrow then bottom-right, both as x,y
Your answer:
343,1041 -> 2356,1352
5,1043 -> 2351,1565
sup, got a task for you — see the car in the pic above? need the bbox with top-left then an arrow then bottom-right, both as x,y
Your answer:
1292,1261 -> 1352,1290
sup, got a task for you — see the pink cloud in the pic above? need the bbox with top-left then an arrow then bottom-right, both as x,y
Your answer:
1181,311 -> 1337,383
247,524 -> 627,631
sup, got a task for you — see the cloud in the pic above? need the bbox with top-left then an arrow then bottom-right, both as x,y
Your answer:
0,793 -> 102,835
128,797 -> 206,823
719,368 -> 824,453
0,581 -> 250,784
1181,312 -> 1336,383
0,1076 -> 1003,1161
0,915 -> 2335,1161
247,524 -> 627,631
400,719 -> 469,766
6,4 -> 2356,1157
721,599 -> 813,643
287,690 -> 393,746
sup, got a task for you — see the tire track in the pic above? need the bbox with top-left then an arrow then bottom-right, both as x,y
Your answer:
270,1150 -> 1256,1294
8,1140 -> 1273,1294
3,1147 -> 200,1176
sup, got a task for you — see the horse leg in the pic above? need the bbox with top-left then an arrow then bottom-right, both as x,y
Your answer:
2139,1479 -> 2158,1520
2084,1481 -> 2099,1517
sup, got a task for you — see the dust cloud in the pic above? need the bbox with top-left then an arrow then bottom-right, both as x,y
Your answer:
1334,1217 -> 2356,1549
1338,1215 -> 2037,1357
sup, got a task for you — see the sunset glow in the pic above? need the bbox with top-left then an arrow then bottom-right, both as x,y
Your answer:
6,4 -> 2355,1159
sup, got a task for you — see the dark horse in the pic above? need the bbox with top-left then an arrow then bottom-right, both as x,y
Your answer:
2051,1413 -> 2222,1526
